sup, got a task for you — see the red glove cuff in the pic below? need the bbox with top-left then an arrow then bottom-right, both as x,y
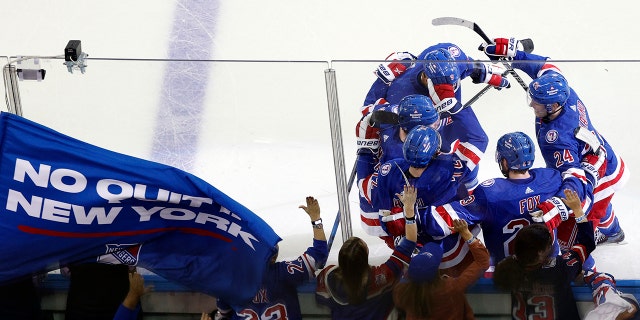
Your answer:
355,119 -> 379,139
433,84 -> 455,100
494,38 -> 510,56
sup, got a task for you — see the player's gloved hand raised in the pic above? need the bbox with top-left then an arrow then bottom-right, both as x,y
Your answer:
355,111 -> 380,154
581,147 -> 607,186
424,72 -> 458,114
374,51 -> 417,85
423,58 -> 461,114
428,83 -> 458,114
480,37 -> 519,60
532,196 -> 572,230
471,62 -> 510,89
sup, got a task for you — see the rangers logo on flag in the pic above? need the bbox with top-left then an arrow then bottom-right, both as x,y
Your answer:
0,112 -> 281,307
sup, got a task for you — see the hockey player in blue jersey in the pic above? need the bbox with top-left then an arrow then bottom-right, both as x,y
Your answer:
493,188 -> 593,320
425,131 -> 608,276
427,132 -> 561,268
424,136 -> 632,317
214,196 -> 328,320
493,189 -> 638,320
481,38 -> 628,245
370,125 -> 475,276
364,44 -> 511,192
356,94 -> 440,239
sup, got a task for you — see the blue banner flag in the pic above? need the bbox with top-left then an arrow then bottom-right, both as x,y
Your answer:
0,112 -> 281,306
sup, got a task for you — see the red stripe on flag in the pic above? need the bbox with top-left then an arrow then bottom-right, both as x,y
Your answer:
18,225 -> 232,242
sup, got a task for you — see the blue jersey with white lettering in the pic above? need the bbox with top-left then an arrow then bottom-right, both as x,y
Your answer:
216,239 -> 328,320
511,51 -> 624,208
370,155 -> 478,274
431,168 -> 563,265
371,155 -> 469,216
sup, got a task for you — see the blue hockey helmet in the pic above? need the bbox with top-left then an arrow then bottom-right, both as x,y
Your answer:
403,125 -> 442,168
528,73 -> 570,112
422,48 -> 460,91
398,94 -> 439,132
495,131 -> 535,174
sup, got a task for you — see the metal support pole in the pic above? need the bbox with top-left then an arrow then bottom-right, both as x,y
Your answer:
324,68 -> 352,242
3,65 -> 22,116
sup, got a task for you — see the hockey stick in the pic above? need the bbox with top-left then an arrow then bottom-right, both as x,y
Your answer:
370,109 -> 399,127
574,126 -> 603,154
327,160 -> 357,251
462,84 -> 492,108
431,17 -> 529,92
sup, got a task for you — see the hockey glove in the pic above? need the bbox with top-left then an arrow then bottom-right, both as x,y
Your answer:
470,62 -> 510,89
374,51 -> 417,85
533,196 -> 572,230
359,98 -> 388,117
423,63 -> 461,114
356,111 -> 380,153
481,37 -> 519,60
425,81 -> 458,114
380,207 -> 406,237
581,147 -> 607,186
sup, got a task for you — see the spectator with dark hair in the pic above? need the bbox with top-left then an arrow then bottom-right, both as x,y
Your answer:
493,189 -> 592,319
316,185 -> 417,320
393,219 -> 489,319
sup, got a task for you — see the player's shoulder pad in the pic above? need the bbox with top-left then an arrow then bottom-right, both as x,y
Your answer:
530,167 -> 562,181
422,156 -> 456,182
418,42 -> 467,60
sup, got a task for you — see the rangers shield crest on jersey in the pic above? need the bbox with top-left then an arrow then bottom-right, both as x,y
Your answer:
545,130 -> 559,143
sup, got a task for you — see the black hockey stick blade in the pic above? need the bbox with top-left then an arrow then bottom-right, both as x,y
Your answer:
520,38 -> 534,53
370,110 -> 399,127
432,17 -> 491,44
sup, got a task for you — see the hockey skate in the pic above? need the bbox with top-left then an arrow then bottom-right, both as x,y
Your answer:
595,228 -> 626,245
